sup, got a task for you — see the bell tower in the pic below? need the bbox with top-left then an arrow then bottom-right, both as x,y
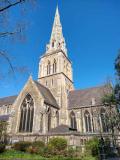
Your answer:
38,6 -> 74,124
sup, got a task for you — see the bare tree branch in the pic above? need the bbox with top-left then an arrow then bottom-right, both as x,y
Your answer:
0,51 -> 14,74
0,0 -> 36,80
0,31 -> 17,37
0,0 -> 26,12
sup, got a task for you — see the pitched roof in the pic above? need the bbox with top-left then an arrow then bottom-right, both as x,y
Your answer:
0,114 -> 10,121
50,125 -> 70,133
68,85 -> 112,109
34,81 -> 59,109
0,96 -> 17,107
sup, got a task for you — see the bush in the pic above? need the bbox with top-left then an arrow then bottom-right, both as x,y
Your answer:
42,146 -> 53,158
0,143 -> 5,153
85,137 -> 99,157
26,141 -> 45,155
26,146 -> 38,154
67,147 -> 76,158
48,137 -> 67,152
13,141 -> 32,152
32,141 -> 45,148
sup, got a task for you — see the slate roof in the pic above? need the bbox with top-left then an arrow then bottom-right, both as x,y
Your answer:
34,81 -> 59,109
50,125 -> 70,133
0,115 -> 10,121
68,85 -> 112,109
0,96 -> 17,107
0,81 -> 58,109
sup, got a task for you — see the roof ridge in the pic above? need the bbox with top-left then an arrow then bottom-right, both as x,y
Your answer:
0,95 -> 17,100
69,85 -> 106,93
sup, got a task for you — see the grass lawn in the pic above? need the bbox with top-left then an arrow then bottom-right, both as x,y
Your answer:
0,150 -> 96,160
0,150 -> 47,160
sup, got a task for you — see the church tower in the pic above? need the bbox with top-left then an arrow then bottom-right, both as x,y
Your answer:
38,6 -> 74,124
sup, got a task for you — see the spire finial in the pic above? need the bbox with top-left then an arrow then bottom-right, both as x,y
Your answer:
46,4 -> 67,55
56,4 -> 59,15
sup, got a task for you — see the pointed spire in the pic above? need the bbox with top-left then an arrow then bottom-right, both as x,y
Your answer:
46,5 -> 67,55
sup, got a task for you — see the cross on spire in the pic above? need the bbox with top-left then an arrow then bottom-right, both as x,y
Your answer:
46,5 -> 67,55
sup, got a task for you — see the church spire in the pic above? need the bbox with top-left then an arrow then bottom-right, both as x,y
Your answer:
46,5 -> 67,55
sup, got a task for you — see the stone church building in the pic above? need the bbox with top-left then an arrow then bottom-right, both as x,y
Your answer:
0,6 -> 117,146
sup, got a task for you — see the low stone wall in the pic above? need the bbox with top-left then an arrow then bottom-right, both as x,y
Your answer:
8,132 -> 120,147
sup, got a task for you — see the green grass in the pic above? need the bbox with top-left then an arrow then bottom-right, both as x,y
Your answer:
0,150 -> 80,160
0,150 -> 47,160
0,150 -> 96,160
81,156 -> 96,160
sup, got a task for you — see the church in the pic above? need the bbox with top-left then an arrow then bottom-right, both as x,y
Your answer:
0,6 -> 116,146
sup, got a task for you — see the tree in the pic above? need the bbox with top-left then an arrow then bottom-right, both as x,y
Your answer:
85,137 -> 99,157
115,50 -> 120,106
102,91 -> 120,147
0,0 -> 37,79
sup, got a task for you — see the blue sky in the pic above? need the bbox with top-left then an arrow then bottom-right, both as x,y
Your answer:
0,0 -> 120,97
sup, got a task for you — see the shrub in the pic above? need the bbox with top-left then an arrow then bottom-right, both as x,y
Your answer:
42,146 -> 53,158
13,141 -> 32,152
26,141 -> 45,155
67,147 -> 77,158
26,146 -> 38,154
0,143 -> 5,153
48,137 -> 67,152
32,141 -> 45,148
85,137 -> 99,157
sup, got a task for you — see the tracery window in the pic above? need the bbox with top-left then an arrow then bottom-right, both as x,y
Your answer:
19,94 -> 34,132
101,108 -> 108,132
84,110 -> 92,132
70,111 -> 77,130
53,59 -> 57,73
47,61 -> 51,75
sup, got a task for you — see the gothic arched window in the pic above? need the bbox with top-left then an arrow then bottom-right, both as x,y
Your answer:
70,111 -> 77,130
84,110 -> 92,132
47,61 -> 51,75
19,94 -> 34,132
47,107 -> 51,132
53,59 -> 57,73
56,110 -> 59,126
101,108 -> 108,132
